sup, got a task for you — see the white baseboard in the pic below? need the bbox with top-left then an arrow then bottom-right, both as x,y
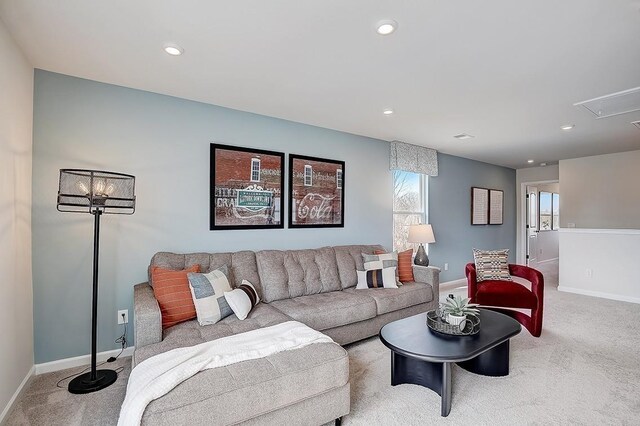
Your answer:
35,346 -> 135,375
439,278 -> 467,292
558,286 -> 640,304
0,365 -> 35,424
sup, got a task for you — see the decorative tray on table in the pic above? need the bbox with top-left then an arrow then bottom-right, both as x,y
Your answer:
426,309 -> 481,336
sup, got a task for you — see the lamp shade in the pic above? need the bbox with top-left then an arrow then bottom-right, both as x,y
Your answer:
408,224 -> 435,244
57,169 -> 136,214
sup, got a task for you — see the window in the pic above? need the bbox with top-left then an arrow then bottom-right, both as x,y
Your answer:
304,165 -> 313,186
539,191 -> 552,231
250,158 -> 260,182
336,169 -> 343,189
393,170 -> 427,251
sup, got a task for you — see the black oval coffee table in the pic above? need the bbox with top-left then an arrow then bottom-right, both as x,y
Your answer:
379,308 -> 521,417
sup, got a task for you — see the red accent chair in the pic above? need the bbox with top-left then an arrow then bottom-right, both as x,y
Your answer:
465,263 -> 544,337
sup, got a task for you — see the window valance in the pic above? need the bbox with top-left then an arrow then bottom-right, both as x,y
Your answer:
389,141 -> 438,176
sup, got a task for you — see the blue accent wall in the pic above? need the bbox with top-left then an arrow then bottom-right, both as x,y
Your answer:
32,70 -> 392,363
429,153 -> 516,282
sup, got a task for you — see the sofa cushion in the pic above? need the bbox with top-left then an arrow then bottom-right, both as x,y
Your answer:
133,303 -> 290,366
255,247 -> 341,302
269,291 -> 377,331
334,244 -> 386,289
150,251 -> 263,298
141,342 -> 348,426
345,281 -> 434,315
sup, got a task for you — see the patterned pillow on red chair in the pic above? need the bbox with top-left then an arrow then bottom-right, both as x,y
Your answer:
472,248 -> 512,282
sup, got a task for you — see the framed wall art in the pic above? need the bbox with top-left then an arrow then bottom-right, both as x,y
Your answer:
471,187 -> 489,225
289,154 -> 345,228
210,143 -> 284,230
489,189 -> 504,225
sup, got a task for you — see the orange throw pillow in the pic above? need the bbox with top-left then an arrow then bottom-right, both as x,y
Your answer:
375,249 -> 415,283
151,265 -> 200,329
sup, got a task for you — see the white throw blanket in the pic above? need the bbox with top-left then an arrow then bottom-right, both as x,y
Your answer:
118,321 -> 334,426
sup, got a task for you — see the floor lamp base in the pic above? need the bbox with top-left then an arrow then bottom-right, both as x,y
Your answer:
68,369 -> 118,394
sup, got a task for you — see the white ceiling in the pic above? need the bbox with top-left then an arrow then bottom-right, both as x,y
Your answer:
2,0 -> 640,169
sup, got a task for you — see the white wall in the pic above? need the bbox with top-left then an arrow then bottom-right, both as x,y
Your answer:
515,165 -> 559,263
559,229 -> 640,303
560,150 -> 640,229
0,19 -> 34,421
558,151 -> 640,303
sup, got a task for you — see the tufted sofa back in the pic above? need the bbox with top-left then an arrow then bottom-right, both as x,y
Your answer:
149,244 -> 385,302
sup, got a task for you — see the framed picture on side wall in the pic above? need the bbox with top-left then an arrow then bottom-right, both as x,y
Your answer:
210,143 -> 284,230
289,154 -> 345,228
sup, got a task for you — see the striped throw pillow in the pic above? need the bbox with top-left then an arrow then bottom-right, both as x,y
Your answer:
473,248 -> 512,282
151,265 -> 201,329
356,267 -> 398,289
224,280 -> 261,320
187,265 -> 234,326
374,249 -> 414,283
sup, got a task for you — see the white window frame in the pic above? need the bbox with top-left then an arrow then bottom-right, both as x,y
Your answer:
250,158 -> 261,182
336,169 -> 343,189
304,165 -> 313,186
392,171 -> 428,252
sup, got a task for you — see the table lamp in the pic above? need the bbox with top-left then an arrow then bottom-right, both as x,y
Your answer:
408,224 -> 435,266
57,169 -> 136,394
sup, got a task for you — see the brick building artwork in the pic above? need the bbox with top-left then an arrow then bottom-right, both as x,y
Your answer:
210,144 -> 284,229
289,155 -> 344,227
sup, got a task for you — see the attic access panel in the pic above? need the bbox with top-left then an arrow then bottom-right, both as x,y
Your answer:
574,87 -> 640,119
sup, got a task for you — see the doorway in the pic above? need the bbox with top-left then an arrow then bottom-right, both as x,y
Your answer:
521,181 -> 560,276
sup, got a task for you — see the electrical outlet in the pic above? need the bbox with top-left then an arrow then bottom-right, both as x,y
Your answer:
118,309 -> 128,324
444,263 -> 449,271
586,269 -> 593,278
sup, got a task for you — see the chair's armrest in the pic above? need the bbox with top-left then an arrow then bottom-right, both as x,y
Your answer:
413,265 -> 440,299
134,283 -> 162,349
509,264 -> 545,300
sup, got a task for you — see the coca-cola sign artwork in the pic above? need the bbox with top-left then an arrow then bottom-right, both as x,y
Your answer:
210,144 -> 284,230
288,154 -> 345,228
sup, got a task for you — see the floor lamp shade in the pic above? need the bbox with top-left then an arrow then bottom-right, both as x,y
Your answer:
57,169 -> 136,214
57,169 -> 136,394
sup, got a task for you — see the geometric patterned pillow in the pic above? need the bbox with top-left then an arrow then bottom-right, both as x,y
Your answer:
187,265 -> 234,326
363,251 -> 398,270
472,248 -> 512,282
363,251 -> 403,286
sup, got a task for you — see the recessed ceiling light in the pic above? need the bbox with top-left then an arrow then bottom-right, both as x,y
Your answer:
561,124 -> 575,131
376,20 -> 398,35
163,44 -> 184,56
540,162 -> 547,166
527,159 -> 535,163
383,109 -> 394,115
453,133 -> 474,140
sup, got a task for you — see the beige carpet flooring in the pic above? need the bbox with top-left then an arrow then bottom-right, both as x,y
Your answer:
7,260 -> 640,425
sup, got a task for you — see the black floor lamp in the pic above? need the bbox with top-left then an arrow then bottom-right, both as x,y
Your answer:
57,169 -> 136,394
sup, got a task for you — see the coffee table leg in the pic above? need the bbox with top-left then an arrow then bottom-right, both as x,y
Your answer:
441,362 -> 452,417
390,352 -> 453,417
457,340 -> 510,377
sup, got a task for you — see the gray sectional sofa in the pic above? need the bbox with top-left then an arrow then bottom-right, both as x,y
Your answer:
133,244 -> 440,425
